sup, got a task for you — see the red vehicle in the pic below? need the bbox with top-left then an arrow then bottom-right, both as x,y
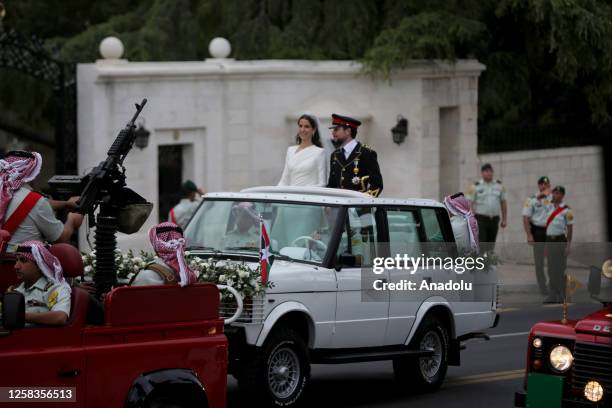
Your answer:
515,260 -> 612,408
0,243 -> 229,408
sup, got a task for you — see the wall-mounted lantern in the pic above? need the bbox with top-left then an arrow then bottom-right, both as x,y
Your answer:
391,115 -> 408,145
134,124 -> 151,149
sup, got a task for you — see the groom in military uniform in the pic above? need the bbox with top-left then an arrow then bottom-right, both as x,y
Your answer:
327,114 -> 383,197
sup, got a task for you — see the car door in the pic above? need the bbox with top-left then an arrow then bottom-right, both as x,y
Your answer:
384,207 -> 430,345
0,327 -> 86,407
332,206 -> 389,348
420,207 -> 463,304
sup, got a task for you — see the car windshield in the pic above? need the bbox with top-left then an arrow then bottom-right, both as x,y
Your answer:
185,200 -> 340,264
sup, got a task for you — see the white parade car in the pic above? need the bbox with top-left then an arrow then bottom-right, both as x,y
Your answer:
184,186 -> 499,407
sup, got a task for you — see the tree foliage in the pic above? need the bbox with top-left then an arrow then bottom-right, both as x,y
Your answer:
2,0 -> 612,130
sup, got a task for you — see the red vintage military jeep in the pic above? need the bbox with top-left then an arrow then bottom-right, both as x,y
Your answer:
514,259 -> 612,408
0,243 -> 230,408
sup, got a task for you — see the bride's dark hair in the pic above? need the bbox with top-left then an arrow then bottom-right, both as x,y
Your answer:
296,114 -> 322,148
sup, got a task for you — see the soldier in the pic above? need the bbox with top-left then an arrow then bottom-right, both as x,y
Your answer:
327,114 -> 383,197
0,150 -> 83,247
443,192 -> 480,255
168,180 -> 205,229
131,222 -> 198,287
544,186 -> 573,304
466,163 -> 507,252
522,176 -> 552,295
7,240 -> 71,326
0,151 -> 83,292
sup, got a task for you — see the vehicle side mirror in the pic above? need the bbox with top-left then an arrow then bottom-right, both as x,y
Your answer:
335,253 -> 357,271
2,291 -> 25,330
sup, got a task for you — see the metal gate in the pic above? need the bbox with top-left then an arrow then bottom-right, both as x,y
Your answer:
0,27 -> 77,174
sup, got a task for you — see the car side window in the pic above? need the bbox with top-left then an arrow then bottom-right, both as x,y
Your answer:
337,207 -> 379,267
386,209 -> 421,257
420,208 -> 452,257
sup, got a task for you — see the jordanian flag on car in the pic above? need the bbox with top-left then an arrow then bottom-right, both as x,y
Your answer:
259,219 -> 273,284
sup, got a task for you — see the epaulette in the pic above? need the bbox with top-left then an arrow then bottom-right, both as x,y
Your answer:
474,181 -> 480,186
496,179 -> 502,184
44,281 -> 54,291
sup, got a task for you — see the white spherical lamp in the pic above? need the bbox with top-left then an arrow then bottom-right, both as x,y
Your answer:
208,37 -> 231,59
99,36 -> 124,60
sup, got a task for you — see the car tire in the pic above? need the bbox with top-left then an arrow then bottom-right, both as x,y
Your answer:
393,315 -> 449,392
239,327 -> 310,407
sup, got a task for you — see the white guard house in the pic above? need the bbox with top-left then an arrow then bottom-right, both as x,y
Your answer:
77,37 -> 483,250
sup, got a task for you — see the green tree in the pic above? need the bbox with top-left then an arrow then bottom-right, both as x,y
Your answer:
2,0 -> 612,131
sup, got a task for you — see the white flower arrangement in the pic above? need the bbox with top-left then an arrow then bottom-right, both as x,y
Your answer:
187,255 -> 273,301
81,249 -> 154,281
81,250 -> 272,300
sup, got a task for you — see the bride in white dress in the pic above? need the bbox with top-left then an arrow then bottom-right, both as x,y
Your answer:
276,114 -> 327,247
278,113 -> 327,187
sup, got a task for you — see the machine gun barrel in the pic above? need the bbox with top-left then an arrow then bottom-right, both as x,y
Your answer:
76,98 -> 147,216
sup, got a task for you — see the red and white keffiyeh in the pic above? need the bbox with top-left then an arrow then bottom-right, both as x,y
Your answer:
15,240 -> 71,293
0,151 -> 42,223
148,222 -> 197,287
444,193 -> 480,253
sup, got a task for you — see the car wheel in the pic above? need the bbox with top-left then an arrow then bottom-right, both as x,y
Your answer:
239,327 -> 310,407
393,315 -> 449,392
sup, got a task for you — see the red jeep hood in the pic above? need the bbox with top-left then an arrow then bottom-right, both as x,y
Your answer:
574,307 -> 612,337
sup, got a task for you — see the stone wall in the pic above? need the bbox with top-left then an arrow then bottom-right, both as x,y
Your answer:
476,146 -> 606,243
77,59 -> 484,250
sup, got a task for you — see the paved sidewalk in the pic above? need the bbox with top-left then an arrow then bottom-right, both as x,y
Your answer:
496,260 -> 596,304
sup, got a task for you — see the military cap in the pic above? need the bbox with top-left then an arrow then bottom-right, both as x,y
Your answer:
181,180 -> 198,193
329,114 -> 362,129
481,163 -> 493,172
552,185 -> 566,194
537,176 -> 550,185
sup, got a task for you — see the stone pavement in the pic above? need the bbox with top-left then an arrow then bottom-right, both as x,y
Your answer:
496,259 -> 597,305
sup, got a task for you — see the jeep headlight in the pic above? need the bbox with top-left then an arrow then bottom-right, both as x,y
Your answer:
549,345 -> 573,372
602,259 -> 612,279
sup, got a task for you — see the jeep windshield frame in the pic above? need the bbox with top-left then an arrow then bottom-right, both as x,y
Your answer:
185,198 -> 344,268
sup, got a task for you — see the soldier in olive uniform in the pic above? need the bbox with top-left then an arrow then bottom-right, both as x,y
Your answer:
522,176 -> 552,295
327,114 -> 383,197
7,240 -> 71,326
544,186 -> 574,303
466,163 -> 507,252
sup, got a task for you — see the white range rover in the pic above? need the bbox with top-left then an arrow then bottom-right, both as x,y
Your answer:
184,186 -> 499,407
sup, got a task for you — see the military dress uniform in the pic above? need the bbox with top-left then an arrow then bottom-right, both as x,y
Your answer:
545,202 -> 574,302
5,185 -> 64,248
9,276 -> 71,324
522,191 -> 553,294
326,114 -> 383,197
328,143 -> 383,197
467,179 -> 506,250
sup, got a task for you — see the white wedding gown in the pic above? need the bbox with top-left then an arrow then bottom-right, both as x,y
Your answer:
276,145 -> 327,243
277,145 -> 327,187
